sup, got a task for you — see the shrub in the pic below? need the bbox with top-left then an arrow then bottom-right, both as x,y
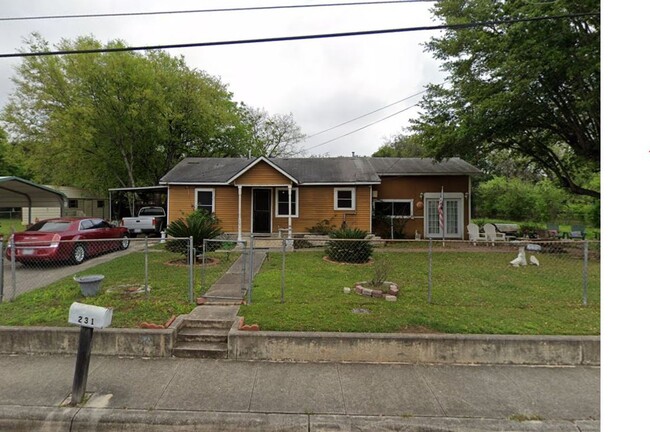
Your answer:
307,218 -> 337,235
325,228 -> 373,263
165,210 -> 223,257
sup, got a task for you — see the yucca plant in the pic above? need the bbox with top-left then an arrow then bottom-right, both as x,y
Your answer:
165,210 -> 223,258
325,228 -> 373,263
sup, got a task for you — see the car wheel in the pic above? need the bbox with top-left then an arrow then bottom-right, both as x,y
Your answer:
119,235 -> 130,250
71,244 -> 86,265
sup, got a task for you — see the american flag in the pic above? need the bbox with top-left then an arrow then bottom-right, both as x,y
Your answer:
438,187 -> 444,234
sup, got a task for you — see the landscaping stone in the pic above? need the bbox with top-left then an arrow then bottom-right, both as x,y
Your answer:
343,287 -> 351,294
355,286 -> 363,294
371,290 -> 383,298
362,288 -> 373,297
385,295 -> 397,302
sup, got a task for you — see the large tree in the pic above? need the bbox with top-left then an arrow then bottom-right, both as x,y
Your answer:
241,105 -> 306,157
413,0 -> 600,197
1,34 -> 250,192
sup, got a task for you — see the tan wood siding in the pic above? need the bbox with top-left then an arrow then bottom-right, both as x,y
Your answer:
373,176 -> 470,239
234,161 -> 292,186
274,186 -> 371,233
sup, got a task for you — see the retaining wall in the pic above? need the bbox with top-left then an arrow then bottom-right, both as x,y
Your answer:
228,324 -> 600,365
0,326 -> 176,357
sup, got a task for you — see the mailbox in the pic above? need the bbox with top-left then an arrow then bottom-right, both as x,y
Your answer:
68,302 -> 113,329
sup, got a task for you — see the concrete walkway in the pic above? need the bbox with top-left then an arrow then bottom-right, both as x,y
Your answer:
0,354 -> 600,431
201,250 -> 267,303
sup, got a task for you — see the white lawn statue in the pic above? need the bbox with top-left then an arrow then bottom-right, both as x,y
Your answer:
510,247 -> 527,267
530,255 -> 540,266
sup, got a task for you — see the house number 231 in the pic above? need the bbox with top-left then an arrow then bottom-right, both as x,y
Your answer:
77,316 -> 95,326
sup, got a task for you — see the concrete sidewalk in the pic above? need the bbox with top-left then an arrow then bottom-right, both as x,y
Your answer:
0,354 -> 599,431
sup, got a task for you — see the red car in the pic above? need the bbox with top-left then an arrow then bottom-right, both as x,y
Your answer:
5,217 -> 130,265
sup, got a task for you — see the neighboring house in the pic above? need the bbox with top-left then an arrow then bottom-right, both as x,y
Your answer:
159,156 -> 481,240
21,186 -> 108,225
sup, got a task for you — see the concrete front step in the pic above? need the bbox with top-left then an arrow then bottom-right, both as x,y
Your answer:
176,328 -> 228,344
181,319 -> 234,330
172,342 -> 228,359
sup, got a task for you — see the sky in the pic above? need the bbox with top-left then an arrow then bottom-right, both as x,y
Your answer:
0,0 -> 442,157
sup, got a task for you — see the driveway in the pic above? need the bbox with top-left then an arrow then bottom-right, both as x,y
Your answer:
1,241 -> 145,302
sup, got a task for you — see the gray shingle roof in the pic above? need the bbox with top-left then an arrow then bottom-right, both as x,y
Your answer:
159,157 -> 480,184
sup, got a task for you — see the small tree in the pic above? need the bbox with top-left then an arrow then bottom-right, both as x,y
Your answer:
165,210 -> 223,258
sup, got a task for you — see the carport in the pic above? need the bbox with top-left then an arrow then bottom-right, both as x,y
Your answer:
0,176 -> 66,225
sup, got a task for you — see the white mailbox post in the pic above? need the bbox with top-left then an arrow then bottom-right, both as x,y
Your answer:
68,302 -> 112,405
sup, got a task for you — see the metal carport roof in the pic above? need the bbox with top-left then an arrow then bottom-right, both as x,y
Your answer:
0,176 -> 66,222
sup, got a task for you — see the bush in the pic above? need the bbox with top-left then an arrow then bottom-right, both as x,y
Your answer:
325,228 -> 373,264
165,210 -> 223,257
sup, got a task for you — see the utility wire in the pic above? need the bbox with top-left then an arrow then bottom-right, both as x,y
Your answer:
305,90 -> 425,139
303,103 -> 418,151
0,13 -> 599,59
0,1 -> 434,22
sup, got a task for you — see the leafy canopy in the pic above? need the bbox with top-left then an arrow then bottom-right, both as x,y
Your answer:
412,0 -> 600,197
1,34 -> 250,193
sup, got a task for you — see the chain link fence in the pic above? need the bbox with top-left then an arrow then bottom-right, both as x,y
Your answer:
244,237 -> 600,307
0,236 -> 200,303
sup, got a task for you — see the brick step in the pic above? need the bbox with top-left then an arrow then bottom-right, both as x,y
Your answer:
176,328 -> 228,344
172,342 -> 228,359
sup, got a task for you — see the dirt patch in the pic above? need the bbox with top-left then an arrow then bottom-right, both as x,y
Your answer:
322,256 -> 374,266
164,257 -> 222,267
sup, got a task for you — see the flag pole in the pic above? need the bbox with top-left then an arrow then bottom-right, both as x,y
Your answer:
439,186 -> 445,247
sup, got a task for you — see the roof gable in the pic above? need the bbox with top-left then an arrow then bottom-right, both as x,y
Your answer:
228,157 -> 298,185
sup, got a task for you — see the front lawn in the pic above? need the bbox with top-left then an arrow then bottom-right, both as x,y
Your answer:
240,249 -> 600,335
0,248 -> 236,328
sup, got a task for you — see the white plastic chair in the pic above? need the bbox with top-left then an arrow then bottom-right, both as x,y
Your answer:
466,223 -> 487,244
483,223 -> 506,243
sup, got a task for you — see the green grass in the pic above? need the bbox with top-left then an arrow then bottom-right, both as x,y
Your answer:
0,218 -> 25,238
240,250 -> 600,335
0,248 -> 237,328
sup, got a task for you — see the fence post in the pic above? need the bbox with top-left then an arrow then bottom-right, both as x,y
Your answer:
0,240 -> 4,302
201,239 -> 207,294
428,237 -> 433,304
281,238 -> 286,304
10,235 -> 16,301
247,235 -> 255,304
582,240 -> 589,306
144,238 -> 150,299
240,239 -> 247,296
189,236 -> 194,303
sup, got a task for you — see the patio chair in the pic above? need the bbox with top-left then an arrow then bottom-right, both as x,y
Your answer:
466,223 -> 487,244
569,225 -> 586,240
483,223 -> 506,243
546,223 -> 560,239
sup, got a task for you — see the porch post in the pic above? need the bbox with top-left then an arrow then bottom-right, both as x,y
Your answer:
287,184 -> 293,238
237,185 -> 243,241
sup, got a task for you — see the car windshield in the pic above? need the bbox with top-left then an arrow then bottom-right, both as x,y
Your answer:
28,221 -> 72,232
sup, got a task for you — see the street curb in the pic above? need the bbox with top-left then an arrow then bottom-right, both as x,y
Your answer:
0,406 -> 599,432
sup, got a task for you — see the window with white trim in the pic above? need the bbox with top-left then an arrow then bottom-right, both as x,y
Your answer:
374,200 -> 413,218
195,189 -> 214,214
276,188 -> 298,217
334,188 -> 355,210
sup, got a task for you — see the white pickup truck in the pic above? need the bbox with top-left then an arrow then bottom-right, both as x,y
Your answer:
120,206 -> 167,237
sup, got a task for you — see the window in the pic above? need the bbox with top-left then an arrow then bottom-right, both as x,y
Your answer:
68,199 -> 78,209
374,200 -> 413,218
334,188 -> 355,210
195,189 -> 214,214
97,200 -> 105,208
276,188 -> 298,217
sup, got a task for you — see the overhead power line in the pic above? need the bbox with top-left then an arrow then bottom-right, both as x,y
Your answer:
305,90 -> 425,139
0,1 -> 434,22
303,103 -> 418,151
0,13 -> 599,59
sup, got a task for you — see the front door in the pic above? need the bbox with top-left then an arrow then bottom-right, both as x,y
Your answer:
252,189 -> 272,234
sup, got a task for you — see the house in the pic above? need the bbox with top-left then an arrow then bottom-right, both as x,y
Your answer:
159,156 -> 481,240
20,186 -> 108,225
